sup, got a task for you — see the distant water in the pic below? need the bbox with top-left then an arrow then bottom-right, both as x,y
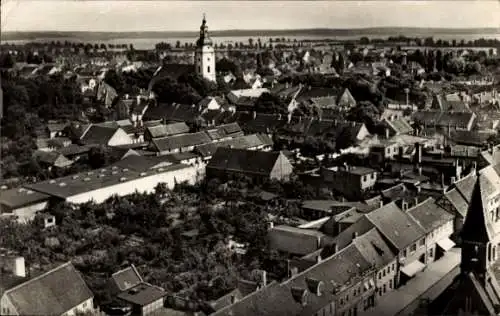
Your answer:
4,33 -> 500,50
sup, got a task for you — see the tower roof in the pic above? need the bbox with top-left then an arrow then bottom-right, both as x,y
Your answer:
461,172 -> 495,243
196,13 -> 213,47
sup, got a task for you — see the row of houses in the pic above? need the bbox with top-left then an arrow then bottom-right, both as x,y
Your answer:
210,158 -> 500,315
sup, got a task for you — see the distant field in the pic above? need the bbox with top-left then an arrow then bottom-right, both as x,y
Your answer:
3,28 -> 499,50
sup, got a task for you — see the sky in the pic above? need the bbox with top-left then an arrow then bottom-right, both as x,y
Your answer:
1,1 -> 500,32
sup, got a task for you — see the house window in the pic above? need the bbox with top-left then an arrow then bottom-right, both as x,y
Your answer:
419,239 -> 425,247
383,284 -> 387,293
198,66 -> 201,73
371,173 -> 375,179
82,301 -> 87,308
392,263 -> 395,271
429,248 -> 434,257
389,279 -> 393,289
410,243 -> 417,253
363,175 -> 367,182
402,249 -> 407,257
207,66 -> 211,73
383,269 -> 386,277
378,272 -> 382,280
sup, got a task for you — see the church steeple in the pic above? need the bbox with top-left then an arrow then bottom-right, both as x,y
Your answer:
461,172 -> 497,283
193,13 -> 216,82
196,13 -> 213,47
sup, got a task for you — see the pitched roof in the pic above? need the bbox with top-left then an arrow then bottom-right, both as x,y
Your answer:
207,148 -> 287,176
285,242 -> 373,298
0,187 -> 51,210
444,188 -> 469,217
143,103 -> 201,123
211,282 -> 301,316
146,122 -> 190,138
111,265 -> 143,292
406,197 -> 454,233
151,132 -> 212,152
365,202 -> 425,250
195,133 -> 270,158
353,228 -> 396,269
461,173 -> 495,243
4,262 -> 93,315
268,225 -> 334,256
80,125 -> 121,145
412,110 -> 475,129
384,118 -> 413,135
336,88 -> 357,108
453,172 -> 478,203
117,283 -> 167,306
33,150 -> 72,167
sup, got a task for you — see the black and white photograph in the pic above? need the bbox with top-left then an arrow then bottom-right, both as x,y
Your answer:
0,1 -> 500,315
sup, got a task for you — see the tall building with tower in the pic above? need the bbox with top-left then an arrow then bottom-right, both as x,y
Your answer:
194,14 -> 216,82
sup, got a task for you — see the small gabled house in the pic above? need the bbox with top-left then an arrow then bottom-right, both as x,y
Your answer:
109,265 -> 167,316
0,261 -> 95,316
33,150 -> 73,170
80,124 -> 133,147
206,148 -> 293,182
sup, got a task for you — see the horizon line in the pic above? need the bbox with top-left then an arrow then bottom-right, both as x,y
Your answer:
4,26 -> 500,34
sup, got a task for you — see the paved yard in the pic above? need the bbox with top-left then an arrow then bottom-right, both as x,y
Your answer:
361,248 -> 461,316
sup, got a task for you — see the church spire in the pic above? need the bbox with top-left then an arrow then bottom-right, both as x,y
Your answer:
196,13 -> 212,47
460,171 -> 497,281
461,173 -> 494,243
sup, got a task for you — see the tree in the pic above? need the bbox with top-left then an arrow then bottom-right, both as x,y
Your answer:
0,54 -> 15,68
359,37 -> 370,45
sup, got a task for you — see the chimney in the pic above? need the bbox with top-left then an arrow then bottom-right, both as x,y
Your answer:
125,94 -> 129,100
305,278 -> 324,296
259,270 -> 267,287
290,287 -> 308,306
316,254 -> 322,263
414,197 -> 419,206
451,176 -> 456,184
417,185 -> 421,193
136,95 -> 141,104
402,201 -> 408,211
418,166 -> 422,176
353,232 -> 359,239
230,295 -> 238,304
441,173 -> 445,189
379,200 -> 384,208
414,142 -> 422,165
252,111 -> 257,119
385,127 -> 390,139
3,256 -> 27,278
331,243 -> 339,254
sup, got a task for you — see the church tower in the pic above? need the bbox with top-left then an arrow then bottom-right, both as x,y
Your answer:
194,14 -> 216,82
441,172 -> 500,315
460,174 -> 496,283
